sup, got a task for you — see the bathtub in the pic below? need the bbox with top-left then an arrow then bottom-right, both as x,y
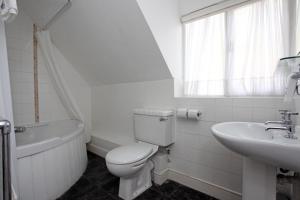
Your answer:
16,119 -> 87,200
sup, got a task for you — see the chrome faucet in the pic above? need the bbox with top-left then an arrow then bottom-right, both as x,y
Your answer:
265,110 -> 288,125
265,110 -> 298,139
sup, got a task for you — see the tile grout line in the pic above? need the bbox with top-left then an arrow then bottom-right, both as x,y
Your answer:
33,24 -> 39,123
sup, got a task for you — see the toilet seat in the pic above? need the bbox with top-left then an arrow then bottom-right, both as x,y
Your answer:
106,143 -> 154,165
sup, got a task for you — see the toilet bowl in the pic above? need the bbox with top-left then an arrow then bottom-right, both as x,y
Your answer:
106,142 -> 158,200
105,109 -> 175,200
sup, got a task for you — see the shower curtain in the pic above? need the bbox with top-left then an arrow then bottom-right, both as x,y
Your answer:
0,0 -> 17,22
37,30 -> 90,142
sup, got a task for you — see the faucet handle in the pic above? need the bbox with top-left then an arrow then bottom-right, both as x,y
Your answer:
278,110 -> 289,120
285,112 -> 299,120
286,112 -> 299,116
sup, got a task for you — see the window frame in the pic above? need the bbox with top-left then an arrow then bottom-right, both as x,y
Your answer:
181,0 -> 259,24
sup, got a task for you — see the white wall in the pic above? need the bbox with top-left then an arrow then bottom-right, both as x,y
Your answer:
137,0 -> 183,81
91,79 -> 297,194
5,9 -> 91,129
92,79 -> 174,139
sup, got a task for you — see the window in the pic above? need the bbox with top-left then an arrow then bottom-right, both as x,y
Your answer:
184,13 -> 225,96
184,0 -> 298,96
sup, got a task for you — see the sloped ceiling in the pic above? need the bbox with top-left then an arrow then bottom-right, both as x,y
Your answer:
19,0 -> 66,28
137,0 -> 182,80
21,0 -> 173,85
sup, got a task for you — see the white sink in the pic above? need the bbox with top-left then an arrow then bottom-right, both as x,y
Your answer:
211,122 -> 300,200
211,122 -> 300,171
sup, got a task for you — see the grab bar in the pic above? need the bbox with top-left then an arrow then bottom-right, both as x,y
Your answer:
0,119 -> 11,200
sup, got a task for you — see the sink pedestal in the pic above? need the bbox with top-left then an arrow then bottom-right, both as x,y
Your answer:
243,158 -> 277,200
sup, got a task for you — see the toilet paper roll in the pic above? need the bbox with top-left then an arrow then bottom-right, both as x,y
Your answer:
187,109 -> 201,120
176,108 -> 188,119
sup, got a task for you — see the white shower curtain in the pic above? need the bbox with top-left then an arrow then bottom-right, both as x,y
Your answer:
37,30 -> 90,142
0,0 -> 17,22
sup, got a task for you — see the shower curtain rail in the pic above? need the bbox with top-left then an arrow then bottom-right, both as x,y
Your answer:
42,0 -> 72,30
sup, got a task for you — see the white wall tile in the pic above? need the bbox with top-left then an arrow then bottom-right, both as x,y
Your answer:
232,106 -> 252,122
215,106 -> 233,122
6,9 -> 91,128
232,98 -> 253,107
91,80 -> 297,194
251,107 -> 277,122
212,169 -> 242,192
215,98 -> 233,107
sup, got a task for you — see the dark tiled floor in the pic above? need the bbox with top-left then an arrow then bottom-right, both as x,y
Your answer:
57,152 -> 218,200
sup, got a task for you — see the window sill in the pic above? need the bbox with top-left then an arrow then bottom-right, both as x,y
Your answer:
175,95 -> 285,99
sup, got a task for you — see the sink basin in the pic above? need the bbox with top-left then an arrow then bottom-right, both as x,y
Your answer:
211,122 -> 300,171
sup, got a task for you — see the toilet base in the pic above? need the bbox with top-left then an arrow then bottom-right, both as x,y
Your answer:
119,161 -> 154,200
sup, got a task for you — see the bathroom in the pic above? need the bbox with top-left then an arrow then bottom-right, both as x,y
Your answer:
0,0 -> 300,199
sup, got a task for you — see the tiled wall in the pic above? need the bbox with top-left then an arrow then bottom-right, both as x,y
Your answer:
6,11 -> 35,125
6,10 -> 91,128
172,97 -> 289,192
92,79 -> 295,194
6,10 -> 69,125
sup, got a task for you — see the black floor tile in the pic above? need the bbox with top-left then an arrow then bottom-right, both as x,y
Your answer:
57,152 -> 218,200
80,188 -> 116,200
135,188 -> 169,200
101,177 -> 120,196
150,180 -> 181,197
169,185 -> 217,200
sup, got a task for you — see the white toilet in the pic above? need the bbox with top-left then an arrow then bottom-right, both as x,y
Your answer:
105,109 -> 175,200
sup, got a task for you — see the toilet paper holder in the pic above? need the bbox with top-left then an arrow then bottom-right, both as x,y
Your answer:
176,108 -> 201,121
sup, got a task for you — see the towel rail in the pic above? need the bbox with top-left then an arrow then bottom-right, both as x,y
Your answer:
0,119 -> 11,200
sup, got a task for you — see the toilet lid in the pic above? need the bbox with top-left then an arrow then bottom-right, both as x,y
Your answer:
106,143 -> 153,165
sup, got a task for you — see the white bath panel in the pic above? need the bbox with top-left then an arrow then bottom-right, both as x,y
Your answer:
17,133 -> 87,200
31,154 -> 48,200
17,157 -> 34,200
